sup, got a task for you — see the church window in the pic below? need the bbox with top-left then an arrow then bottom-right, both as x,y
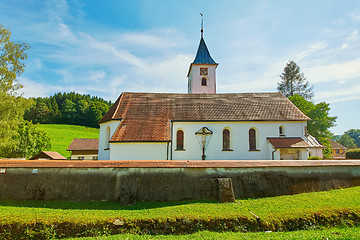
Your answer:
279,126 -> 285,136
249,128 -> 257,151
223,129 -> 231,150
105,126 -> 110,150
176,130 -> 184,150
201,77 -> 207,86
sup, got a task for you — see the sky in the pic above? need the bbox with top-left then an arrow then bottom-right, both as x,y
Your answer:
1,0 -> 359,135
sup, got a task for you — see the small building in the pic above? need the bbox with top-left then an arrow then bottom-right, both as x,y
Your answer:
67,138 -> 99,160
307,135 -> 324,159
329,139 -> 347,159
30,151 -> 67,160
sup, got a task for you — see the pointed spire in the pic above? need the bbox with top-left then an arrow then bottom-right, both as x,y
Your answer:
192,13 -> 216,64
193,37 -> 217,64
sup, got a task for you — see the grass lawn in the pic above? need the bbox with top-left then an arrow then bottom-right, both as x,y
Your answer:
37,124 -> 99,158
0,187 -> 359,239
72,227 -> 360,239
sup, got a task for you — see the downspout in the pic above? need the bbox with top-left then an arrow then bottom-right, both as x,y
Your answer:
272,148 -> 277,160
166,142 -> 169,160
170,120 -> 173,160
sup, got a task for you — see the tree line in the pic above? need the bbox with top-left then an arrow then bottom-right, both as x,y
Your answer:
334,129 -> 360,148
24,92 -> 111,128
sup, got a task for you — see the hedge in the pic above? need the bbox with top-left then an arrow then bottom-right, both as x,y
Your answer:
346,148 -> 360,159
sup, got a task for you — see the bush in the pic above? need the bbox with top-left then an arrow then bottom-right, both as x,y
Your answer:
308,156 -> 322,160
346,148 -> 360,159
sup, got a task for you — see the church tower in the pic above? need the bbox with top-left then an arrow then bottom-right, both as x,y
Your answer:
187,21 -> 218,94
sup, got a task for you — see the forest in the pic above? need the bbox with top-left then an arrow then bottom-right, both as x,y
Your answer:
24,92 -> 112,128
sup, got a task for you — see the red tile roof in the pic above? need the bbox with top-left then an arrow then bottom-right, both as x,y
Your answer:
30,151 -> 67,160
1,160 -> 360,168
329,139 -> 347,150
99,92 -> 310,142
67,138 -> 99,151
267,137 -> 311,148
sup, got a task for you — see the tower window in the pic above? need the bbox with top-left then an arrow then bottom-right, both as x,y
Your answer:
249,128 -> 257,151
176,130 -> 184,150
201,77 -> 207,86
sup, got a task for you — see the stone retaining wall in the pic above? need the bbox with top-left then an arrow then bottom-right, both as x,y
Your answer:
0,160 -> 360,204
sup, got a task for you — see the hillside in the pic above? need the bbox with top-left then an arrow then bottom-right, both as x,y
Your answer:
37,124 -> 99,158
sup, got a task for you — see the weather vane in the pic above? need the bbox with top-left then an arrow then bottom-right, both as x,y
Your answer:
200,13 -> 204,38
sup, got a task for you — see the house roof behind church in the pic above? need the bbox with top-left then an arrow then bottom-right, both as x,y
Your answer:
329,139 -> 347,150
67,138 -> 99,151
30,151 -> 67,160
99,92 -> 310,142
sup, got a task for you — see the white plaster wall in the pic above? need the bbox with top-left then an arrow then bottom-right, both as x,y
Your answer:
109,142 -> 168,160
309,148 -> 323,158
171,121 -> 307,160
188,64 -> 217,94
71,154 -> 98,160
98,120 -> 121,160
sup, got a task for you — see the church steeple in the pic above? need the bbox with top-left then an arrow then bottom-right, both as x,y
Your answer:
187,16 -> 218,94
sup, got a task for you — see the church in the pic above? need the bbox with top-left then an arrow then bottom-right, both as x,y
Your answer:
98,29 -> 319,161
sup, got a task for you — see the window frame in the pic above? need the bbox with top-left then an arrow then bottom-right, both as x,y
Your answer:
201,77 -> 207,86
176,129 -> 185,151
249,128 -> 258,151
222,128 -> 233,151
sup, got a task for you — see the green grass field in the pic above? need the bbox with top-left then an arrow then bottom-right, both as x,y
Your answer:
0,187 -> 360,239
37,124 -> 99,158
73,227 -> 360,240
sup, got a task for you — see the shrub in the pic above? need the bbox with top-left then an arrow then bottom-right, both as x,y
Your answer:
346,148 -> 360,159
308,156 -> 322,160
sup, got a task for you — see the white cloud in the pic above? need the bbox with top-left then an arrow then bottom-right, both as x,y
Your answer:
315,84 -> 360,103
350,8 -> 360,21
294,42 -> 328,61
305,58 -> 360,84
20,77 -> 64,98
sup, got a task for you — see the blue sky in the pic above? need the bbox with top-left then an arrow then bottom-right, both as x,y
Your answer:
1,0 -> 359,135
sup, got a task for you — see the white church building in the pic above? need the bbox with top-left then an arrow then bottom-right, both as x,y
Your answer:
98,31 -> 319,161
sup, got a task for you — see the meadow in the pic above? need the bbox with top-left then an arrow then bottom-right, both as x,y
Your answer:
37,124 -> 99,158
0,186 -> 359,239
73,227 -> 360,239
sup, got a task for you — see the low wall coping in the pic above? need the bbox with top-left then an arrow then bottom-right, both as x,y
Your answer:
0,160 -> 360,168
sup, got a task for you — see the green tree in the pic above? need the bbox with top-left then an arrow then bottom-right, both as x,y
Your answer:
345,129 -> 360,147
339,133 -> 357,148
87,101 -> 110,127
0,24 -> 30,155
7,121 -> 51,159
289,94 -> 337,157
0,24 -> 50,158
278,60 -> 314,100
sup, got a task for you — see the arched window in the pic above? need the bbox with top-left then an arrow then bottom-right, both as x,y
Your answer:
201,77 -> 207,86
279,126 -> 285,136
176,130 -> 184,150
249,128 -> 256,151
223,129 -> 230,150
105,126 -> 110,149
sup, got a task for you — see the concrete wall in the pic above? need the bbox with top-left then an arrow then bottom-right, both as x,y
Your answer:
1,162 -> 360,204
172,121 -> 307,160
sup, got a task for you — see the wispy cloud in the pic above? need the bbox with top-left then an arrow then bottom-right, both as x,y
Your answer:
350,8 -> 360,21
